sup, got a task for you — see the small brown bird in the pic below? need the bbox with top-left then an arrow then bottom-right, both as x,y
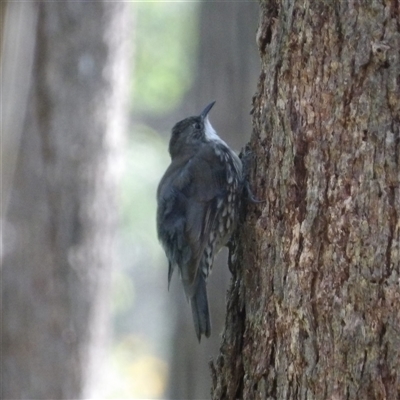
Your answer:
156,101 -> 243,341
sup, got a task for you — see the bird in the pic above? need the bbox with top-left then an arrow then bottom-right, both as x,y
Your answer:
156,101 -> 243,341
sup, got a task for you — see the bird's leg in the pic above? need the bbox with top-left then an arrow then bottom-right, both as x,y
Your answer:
245,179 -> 264,204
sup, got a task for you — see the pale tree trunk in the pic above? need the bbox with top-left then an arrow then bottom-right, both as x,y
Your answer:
2,2 -> 130,398
166,1 -> 259,399
212,1 -> 400,399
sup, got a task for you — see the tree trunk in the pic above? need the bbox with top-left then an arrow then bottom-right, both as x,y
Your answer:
2,2 -> 129,398
212,1 -> 400,399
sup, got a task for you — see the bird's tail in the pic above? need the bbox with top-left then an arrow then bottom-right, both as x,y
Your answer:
190,276 -> 211,342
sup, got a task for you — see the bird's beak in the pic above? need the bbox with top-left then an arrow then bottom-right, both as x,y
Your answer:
200,101 -> 216,119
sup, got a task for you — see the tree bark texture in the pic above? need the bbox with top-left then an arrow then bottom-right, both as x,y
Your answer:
2,2 -> 129,398
212,1 -> 400,399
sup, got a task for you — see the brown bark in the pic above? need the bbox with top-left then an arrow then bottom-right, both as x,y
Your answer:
212,1 -> 400,399
2,2 -> 129,398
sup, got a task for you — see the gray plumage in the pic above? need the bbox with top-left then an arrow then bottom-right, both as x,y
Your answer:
156,101 -> 243,341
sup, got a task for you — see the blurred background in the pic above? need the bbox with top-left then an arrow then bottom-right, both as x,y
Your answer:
1,1 -> 259,399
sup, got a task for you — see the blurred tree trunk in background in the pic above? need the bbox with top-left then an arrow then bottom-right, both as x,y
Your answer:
2,2 -> 130,398
1,1 -> 38,213
212,1 -> 400,399
166,1 -> 259,399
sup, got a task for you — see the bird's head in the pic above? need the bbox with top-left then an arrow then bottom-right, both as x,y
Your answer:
168,101 -> 219,159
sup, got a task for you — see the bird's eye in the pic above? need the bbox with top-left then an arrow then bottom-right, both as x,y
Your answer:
194,122 -> 201,130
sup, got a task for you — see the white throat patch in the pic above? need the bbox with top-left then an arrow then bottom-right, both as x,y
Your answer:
204,117 -> 227,146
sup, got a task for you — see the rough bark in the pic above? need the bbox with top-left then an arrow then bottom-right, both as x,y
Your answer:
166,2 -> 259,399
212,1 -> 400,399
2,2 -> 129,398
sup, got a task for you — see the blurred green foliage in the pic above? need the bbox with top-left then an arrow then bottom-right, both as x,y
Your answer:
132,1 -> 199,114
98,335 -> 168,398
120,126 -> 168,238
114,126 -> 169,329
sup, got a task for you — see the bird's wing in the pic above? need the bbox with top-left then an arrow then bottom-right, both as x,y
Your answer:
157,145 -> 227,296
